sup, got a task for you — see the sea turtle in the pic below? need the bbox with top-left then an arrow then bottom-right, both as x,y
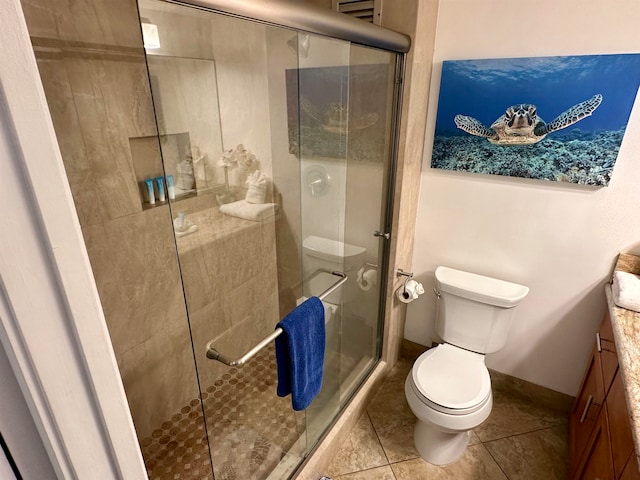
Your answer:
300,96 -> 379,134
454,94 -> 603,145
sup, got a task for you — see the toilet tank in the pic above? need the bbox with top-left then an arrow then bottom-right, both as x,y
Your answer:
434,266 -> 529,354
302,236 -> 366,304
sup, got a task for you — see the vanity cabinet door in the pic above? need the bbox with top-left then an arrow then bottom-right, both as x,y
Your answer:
620,456 -> 640,480
607,373 -> 635,478
571,345 -> 606,471
573,406 -> 614,480
599,311 -> 618,395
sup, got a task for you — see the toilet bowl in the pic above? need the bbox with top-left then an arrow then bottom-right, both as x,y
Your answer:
405,266 -> 529,465
404,344 -> 492,465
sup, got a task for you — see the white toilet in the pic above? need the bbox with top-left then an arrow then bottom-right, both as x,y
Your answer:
405,266 -> 529,465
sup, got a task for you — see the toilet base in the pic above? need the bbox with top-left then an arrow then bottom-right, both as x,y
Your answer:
413,421 -> 470,466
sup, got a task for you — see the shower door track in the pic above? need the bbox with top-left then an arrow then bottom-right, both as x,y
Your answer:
165,0 -> 410,53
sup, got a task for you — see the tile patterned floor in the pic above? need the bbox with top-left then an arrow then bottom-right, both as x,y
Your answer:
325,358 -> 574,480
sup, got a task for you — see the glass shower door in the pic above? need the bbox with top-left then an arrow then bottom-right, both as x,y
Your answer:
137,0 -> 401,478
138,2 -> 309,479
297,37 -> 398,449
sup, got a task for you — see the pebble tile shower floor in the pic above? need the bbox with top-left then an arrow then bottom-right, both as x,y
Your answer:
140,345 -> 305,480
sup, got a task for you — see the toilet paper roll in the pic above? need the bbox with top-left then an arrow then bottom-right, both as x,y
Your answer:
357,267 -> 377,291
396,280 -> 425,304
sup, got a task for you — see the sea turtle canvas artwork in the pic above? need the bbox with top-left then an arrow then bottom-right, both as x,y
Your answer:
431,54 -> 640,186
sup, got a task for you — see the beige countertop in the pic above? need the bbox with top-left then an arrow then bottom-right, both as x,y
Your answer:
606,252 -> 640,467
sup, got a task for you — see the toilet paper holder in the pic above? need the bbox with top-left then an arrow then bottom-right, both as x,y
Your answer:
357,262 -> 378,291
396,268 -> 414,294
362,262 -> 378,273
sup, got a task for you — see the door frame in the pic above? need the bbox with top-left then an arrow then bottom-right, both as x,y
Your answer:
0,1 -> 147,478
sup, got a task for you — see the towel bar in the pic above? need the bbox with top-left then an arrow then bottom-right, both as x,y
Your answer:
205,270 -> 347,366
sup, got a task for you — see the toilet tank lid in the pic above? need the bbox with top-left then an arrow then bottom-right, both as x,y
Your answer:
435,266 -> 529,308
303,236 -> 366,262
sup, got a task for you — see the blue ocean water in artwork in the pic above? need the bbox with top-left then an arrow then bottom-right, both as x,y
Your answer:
432,54 -> 640,185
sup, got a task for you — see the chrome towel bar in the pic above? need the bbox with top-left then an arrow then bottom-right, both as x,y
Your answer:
205,270 -> 347,366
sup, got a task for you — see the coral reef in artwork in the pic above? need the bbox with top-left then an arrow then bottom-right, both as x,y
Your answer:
432,128 -> 625,186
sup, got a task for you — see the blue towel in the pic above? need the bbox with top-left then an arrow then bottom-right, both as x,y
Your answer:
275,296 -> 325,411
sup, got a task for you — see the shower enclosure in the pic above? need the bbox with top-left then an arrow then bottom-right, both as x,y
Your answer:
20,0 -> 408,478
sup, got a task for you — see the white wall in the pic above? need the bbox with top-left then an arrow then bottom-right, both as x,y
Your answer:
0,342 -> 55,479
406,0 -> 640,396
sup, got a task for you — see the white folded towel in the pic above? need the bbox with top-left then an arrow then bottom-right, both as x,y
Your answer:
219,200 -> 278,222
612,270 -> 640,313
173,213 -> 198,237
245,170 -> 268,204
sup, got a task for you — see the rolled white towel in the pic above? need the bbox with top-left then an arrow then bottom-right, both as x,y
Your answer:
612,270 -> 640,313
245,170 -> 268,204
219,200 -> 278,222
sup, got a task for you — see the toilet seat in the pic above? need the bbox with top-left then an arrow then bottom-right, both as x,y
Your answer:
411,344 -> 491,415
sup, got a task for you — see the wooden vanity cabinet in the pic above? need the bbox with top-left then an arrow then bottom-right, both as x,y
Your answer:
573,405 -> 614,480
569,312 -> 638,480
570,343 -> 605,468
620,456 -> 640,480
608,374 -> 636,478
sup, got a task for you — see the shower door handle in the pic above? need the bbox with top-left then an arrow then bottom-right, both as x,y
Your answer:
206,270 -> 347,366
374,230 -> 390,240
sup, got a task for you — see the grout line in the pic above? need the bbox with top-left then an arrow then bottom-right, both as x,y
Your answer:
334,463 -> 399,479
480,442 -> 512,480
365,410 -> 393,467
479,423 -> 565,445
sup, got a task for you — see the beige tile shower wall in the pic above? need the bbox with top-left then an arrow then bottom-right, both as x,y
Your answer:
35,55 -> 155,225
146,55 -> 223,187
34,58 -> 104,226
139,3 -> 215,60
21,0 -> 201,440
173,211 -> 280,391
138,3 -> 225,190
21,0 -> 142,47
211,15 -> 274,184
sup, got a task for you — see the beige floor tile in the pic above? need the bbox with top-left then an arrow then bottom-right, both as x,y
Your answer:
334,465 -> 396,480
326,413 -> 389,477
390,444 -> 508,480
366,361 -> 419,463
474,371 -> 570,442
484,425 -> 569,480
